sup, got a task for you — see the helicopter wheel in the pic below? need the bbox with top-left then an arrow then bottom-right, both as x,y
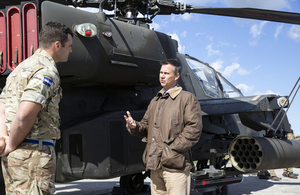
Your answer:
202,185 -> 228,195
120,172 -> 144,194
215,185 -> 229,195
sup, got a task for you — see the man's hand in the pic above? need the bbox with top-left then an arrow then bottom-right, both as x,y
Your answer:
0,136 -> 14,156
0,136 -> 5,154
124,111 -> 136,129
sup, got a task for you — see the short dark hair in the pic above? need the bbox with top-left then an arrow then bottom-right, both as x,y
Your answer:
160,59 -> 181,75
39,21 -> 73,49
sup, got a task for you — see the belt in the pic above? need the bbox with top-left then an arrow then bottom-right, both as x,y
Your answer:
23,139 -> 55,147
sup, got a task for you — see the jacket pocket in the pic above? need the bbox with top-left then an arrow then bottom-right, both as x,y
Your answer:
8,149 -> 32,160
161,145 -> 185,170
172,118 -> 181,136
142,148 -> 148,166
7,149 -> 33,168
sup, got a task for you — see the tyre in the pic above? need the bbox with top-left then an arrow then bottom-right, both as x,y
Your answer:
216,185 -> 228,195
120,172 -> 144,194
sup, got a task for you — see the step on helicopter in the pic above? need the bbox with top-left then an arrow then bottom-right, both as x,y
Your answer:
0,0 -> 300,194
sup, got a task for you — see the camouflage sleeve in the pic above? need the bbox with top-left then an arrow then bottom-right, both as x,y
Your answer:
0,86 -> 7,105
20,68 -> 60,108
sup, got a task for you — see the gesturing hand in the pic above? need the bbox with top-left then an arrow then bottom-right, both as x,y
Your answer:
124,111 -> 136,129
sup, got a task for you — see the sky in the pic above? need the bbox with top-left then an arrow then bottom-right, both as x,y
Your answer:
147,0 -> 300,136
81,0 -> 300,136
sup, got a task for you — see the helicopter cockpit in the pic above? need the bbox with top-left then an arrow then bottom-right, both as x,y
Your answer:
185,58 -> 243,99
218,74 -> 243,98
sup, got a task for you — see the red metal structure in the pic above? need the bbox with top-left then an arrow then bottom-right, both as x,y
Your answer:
7,6 -> 21,71
0,11 -> 6,73
22,2 -> 37,59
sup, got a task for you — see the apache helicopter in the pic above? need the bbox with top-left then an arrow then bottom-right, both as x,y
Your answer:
0,0 -> 300,194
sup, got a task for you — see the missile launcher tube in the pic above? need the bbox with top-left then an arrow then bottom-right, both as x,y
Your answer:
229,136 -> 300,172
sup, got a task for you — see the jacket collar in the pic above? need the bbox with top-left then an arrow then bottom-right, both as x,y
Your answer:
157,85 -> 182,100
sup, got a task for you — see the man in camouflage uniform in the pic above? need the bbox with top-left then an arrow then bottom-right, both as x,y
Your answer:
282,131 -> 298,179
0,21 -> 73,194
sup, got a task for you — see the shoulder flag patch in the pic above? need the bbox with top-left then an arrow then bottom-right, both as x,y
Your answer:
43,77 -> 53,87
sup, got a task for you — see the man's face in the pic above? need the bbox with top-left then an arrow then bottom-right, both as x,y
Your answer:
159,64 -> 179,91
56,34 -> 73,63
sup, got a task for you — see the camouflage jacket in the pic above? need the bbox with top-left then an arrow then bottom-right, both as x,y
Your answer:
0,49 -> 62,139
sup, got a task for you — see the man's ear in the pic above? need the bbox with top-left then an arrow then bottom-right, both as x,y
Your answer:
54,41 -> 61,49
175,73 -> 180,81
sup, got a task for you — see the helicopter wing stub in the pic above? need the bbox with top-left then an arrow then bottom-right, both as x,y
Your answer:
199,95 -> 291,134
199,95 -> 287,116
185,7 -> 300,25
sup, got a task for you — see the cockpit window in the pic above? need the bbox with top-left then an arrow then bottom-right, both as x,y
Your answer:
186,58 -> 222,98
218,74 -> 243,98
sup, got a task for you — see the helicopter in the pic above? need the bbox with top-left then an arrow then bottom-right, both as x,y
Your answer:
0,0 -> 300,194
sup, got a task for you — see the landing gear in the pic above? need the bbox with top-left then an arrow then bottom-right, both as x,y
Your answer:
119,171 -> 150,194
216,185 -> 228,195
203,185 -> 228,195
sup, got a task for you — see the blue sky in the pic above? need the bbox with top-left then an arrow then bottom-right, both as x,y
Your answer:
81,0 -> 300,136
147,0 -> 300,136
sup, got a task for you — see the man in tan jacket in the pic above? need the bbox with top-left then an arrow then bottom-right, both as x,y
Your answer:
124,59 -> 202,195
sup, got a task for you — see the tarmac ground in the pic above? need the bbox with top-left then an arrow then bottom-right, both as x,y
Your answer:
54,168 -> 300,195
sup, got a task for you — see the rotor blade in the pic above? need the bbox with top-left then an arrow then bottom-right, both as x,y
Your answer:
187,7 -> 300,25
